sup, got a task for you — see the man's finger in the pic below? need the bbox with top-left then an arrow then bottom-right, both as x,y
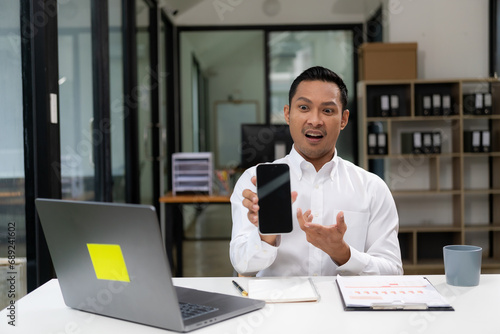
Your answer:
291,191 -> 298,204
242,188 -> 258,202
297,208 -> 305,229
242,197 -> 258,212
251,176 -> 257,186
297,208 -> 313,230
336,211 -> 347,234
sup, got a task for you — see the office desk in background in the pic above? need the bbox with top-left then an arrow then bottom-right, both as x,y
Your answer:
159,192 -> 231,276
1,275 -> 499,334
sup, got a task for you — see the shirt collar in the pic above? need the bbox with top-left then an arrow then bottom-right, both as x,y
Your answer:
289,146 -> 339,181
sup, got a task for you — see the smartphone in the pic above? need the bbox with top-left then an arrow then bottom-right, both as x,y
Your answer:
256,163 -> 293,234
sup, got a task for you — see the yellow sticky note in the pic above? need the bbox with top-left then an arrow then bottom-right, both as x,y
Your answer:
87,244 -> 130,282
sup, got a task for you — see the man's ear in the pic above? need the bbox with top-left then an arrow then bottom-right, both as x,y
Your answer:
341,109 -> 349,130
284,105 -> 290,124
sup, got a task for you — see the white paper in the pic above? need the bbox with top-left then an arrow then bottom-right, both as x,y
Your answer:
336,275 -> 451,308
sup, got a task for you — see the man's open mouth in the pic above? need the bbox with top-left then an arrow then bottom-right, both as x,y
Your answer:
305,131 -> 324,139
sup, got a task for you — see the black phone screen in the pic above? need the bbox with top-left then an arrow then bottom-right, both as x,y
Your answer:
256,163 -> 293,234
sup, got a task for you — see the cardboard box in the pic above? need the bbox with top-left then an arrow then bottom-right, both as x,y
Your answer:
359,42 -> 417,80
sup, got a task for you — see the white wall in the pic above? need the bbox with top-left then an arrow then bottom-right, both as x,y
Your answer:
384,0 -> 489,79
173,0 -> 372,26
172,0 -> 490,80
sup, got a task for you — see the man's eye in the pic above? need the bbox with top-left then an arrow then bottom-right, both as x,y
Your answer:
298,105 -> 308,111
324,108 -> 334,114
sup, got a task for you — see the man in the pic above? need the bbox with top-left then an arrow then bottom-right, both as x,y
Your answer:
230,66 -> 402,277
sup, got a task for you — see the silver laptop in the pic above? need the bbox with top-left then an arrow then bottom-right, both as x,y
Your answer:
35,199 -> 265,332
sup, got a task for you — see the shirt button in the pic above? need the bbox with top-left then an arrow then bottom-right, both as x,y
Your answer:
314,184 -> 319,189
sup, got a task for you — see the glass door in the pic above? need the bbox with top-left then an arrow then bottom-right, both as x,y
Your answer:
58,0 -> 95,200
136,0 -> 161,210
0,0 -> 27,308
267,29 -> 357,163
109,0 -> 126,202
159,15 -> 171,199
137,0 -> 153,206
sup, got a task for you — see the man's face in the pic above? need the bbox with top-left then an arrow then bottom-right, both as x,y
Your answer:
284,80 -> 349,170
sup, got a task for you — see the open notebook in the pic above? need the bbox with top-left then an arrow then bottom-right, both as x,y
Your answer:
248,277 -> 319,303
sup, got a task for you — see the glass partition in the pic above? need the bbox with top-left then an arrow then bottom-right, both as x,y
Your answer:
109,0 -> 126,202
58,0 -> 95,200
0,0 -> 27,309
268,30 -> 356,162
179,28 -> 357,166
136,0 -> 154,205
179,30 -> 265,167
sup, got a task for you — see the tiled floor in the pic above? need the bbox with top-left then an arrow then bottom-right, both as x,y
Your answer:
182,204 -> 234,277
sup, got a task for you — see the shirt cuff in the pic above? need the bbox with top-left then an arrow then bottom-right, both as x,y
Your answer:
248,229 -> 280,253
336,245 -> 370,275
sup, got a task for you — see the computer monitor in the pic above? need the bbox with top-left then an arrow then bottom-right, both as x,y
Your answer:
240,124 -> 293,169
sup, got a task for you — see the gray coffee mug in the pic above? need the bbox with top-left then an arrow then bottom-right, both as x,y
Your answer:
443,245 -> 482,287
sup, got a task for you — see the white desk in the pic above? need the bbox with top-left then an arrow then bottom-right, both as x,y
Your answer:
1,275 -> 498,334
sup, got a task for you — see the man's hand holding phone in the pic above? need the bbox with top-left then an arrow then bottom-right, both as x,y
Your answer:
242,164 -> 298,245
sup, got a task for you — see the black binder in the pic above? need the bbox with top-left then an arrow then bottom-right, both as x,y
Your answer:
422,132 -> 433,154
474,93 -> 484,115
463,94 -> 475,115
390,95 -> 400,117
432,94 -> 442,116
432,132 -> 442,154
464,131 -> 482,153
379,95 -> 390,117
401,132 -> 423,154
442,95 -> 452,116
368,133 -> 377,155
481,130 -> 491,152
422,95 -> 432,116
484,93 -> 492,115
377,133 -> 388,155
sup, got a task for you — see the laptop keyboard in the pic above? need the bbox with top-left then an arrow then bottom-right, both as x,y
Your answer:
179,302 -> 219,321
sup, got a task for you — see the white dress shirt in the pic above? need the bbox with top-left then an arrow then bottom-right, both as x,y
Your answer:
230,147 -> 403,277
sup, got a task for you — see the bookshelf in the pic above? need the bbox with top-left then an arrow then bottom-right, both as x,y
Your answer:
357,78 -> 500,274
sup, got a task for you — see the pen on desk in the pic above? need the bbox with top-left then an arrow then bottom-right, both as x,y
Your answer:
232,280 -> 248,297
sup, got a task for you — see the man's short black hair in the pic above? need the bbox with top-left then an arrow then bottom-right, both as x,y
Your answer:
288,66 -> 348,110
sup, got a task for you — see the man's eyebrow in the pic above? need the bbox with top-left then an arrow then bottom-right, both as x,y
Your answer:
320,101 -> 338,107
295,96 -> 338,107
295,97 -> 313,104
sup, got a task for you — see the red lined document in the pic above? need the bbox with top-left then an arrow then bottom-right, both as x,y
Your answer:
336,275 -> 452,310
